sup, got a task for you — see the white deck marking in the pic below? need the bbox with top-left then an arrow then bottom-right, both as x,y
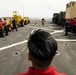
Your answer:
0,26 -> 75,51
0,39 -> 76,51
25,26 -> 64,33
56,39 -> 76,41
26,25 -> 62,28
0,40 -> 27,51
50,29 -> 64,34
26,26 -> 51,31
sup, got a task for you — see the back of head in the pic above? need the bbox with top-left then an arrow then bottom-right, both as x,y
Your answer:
42,18 -> 44,20
4,18 -> 6,20
0,18 -> 1,21
28,29 -> 58,67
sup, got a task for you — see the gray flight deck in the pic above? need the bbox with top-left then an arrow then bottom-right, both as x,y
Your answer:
0,19 -> 76,75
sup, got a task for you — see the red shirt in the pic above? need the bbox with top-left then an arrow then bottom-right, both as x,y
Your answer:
0,22 -> 2,27
0,21 -> 2,29
73,19 -> 76,25
70,21 -> 74,26
16,66 -> 67,75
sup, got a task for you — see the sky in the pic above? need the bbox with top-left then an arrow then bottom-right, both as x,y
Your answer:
0,0 -> 75,18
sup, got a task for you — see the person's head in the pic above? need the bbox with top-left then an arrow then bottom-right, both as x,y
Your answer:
0,18 -> 2,22
12,17 -> 15,20
42,18 -> 44,20
4,18 -> 6,20
27,29 -> 58,69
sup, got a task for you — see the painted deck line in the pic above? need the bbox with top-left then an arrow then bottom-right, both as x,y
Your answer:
50,30 -> 64,34
0,39 -> 76,51
0,40 -> 27,51
25,26 -> 64,32
25,26 -> 51,31
26,26 -> 64,30
56,39 -> 76,41
26,25 -> 63,28
0,26 -> 75,51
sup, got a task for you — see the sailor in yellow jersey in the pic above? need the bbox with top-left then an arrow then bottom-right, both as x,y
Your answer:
6,18 -> 12,31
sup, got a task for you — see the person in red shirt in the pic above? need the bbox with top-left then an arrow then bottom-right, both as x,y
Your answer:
0,18 -> 3,29
69,19 -> 74,32
16,29 -> 67,75
73,18 -> 76,35
0,18 -> 4,37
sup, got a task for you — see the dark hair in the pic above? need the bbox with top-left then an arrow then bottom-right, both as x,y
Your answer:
28,29 -> 58,60
0,18 -> 2,21
4,18 -> 6,20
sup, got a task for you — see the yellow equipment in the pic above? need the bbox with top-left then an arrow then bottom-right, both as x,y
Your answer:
23,17 -> 30,25
13,11 -> 22,27
2,17 -> 12,31
13,11 -> 30,26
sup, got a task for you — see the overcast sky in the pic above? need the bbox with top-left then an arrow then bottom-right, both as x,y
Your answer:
0,0 -> 75,18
